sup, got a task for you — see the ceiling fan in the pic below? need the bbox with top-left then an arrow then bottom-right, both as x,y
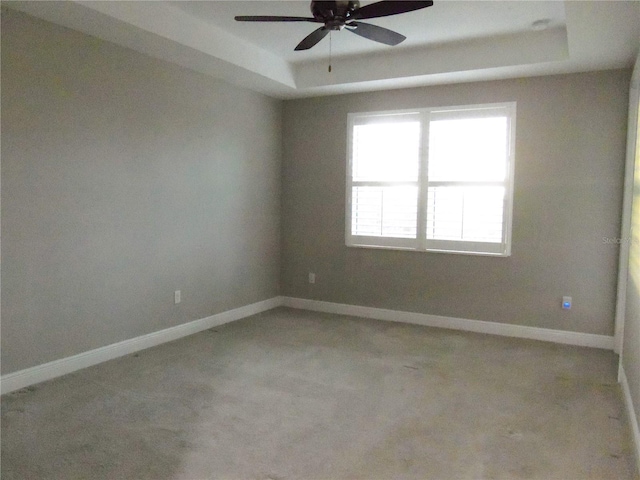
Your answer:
235,1 -> 434,51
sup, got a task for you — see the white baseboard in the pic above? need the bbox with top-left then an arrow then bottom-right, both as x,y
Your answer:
619,364 -> 640,476
281,297 -> 615,350
2,296 -> 616,396
1,296 -> 283,395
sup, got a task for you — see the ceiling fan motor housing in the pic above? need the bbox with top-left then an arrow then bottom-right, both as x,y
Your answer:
311,0 -> 360,29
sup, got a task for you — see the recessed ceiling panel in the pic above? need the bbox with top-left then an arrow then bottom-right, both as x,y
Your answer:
170,1 -> 567,63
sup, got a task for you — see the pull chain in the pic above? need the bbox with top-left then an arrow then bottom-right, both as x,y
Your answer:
328,31 -> 332,73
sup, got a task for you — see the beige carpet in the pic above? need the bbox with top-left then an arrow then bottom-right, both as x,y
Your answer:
2,307 -> 638,479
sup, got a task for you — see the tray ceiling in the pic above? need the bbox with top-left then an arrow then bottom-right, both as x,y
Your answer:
5,1 -> 640,98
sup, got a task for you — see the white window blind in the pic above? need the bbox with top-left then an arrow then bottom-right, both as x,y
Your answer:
352,186 -> 418,238
349,113 -> 421,249
346,103 -> 516,256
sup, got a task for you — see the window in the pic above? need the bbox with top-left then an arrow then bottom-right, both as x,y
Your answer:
346,102 -> 516,256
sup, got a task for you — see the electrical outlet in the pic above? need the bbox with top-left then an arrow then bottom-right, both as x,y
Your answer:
175,290 -> 181,304
308,273 -> 316,284
562,296 -> 571,309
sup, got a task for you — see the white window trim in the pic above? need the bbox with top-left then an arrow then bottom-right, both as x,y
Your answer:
346,102 -> 516,257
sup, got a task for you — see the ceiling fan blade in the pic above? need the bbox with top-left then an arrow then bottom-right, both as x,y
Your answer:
234,16 -> 319,22
346,22 -> 406,46
353,1 -> 433,20
295,27 -> 330,51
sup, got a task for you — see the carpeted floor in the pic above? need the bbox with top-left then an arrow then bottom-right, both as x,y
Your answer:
1,307 -> 638,479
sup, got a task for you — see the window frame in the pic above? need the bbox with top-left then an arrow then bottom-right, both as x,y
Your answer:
346,102 -> 516,256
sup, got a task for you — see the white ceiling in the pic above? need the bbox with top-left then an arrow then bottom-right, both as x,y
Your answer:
170,1 -> 568,63
6,1 -> 640,99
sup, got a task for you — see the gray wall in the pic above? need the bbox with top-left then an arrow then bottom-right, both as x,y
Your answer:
0,7 -> 633,378
623,52 -> 640,444
1,9 -> 282,374
282,70 -> 630,336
